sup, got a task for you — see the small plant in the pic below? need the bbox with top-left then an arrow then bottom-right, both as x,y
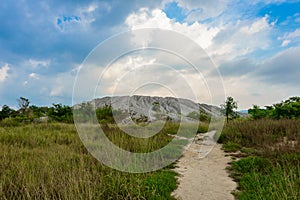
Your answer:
240,147 -> 257,155
223,141 -> 241,152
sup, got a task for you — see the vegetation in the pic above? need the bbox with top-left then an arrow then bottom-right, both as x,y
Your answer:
0,105 -> 15,120
152,101 -> 161,112
220,119 -> 300,199
0,123 -> 182,199
96,104 -> 115,123
0,97 -> 199,199
221,96 -> 238,122
0,97 -> 74,124
47,103 -> 73,123
219,96 -> 300,199
248,96 -> 300,119
2,95 -> 300,199
187,110 -> 211,122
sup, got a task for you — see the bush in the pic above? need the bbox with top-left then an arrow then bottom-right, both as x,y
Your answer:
0,117 -> 21,127
197,123 -> 209,133
47,104 -> 73,123
96,104 -> 114,124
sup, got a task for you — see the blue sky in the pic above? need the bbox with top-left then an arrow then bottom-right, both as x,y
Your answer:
0,0 -> 300,109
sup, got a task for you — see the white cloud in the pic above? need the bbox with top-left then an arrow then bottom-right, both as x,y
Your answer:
49,70 -> 76,98
209,16 -> 272,63
256,47 -> 300,86
28,59 -> 50,68
101,63 -> 210,104
71,29 -> 221,105
125,8 -> 272,63
76,2 -> 101,24
283,28 -> 300,39
281,39 -> 291,47
248,0 -> 293,5
126,8 -> 173,30
286,29 -> 300,39
278,28 -> 300,46
213,47 -> 300,108
174,22 -> 220,49
29,73 -> 39,79
0,64 -> 10,82
85,4 -> 98,13
126,8 -> 220,49
50,86 -> 64,97
221,75 -> 298,109
102,56 -> 156,81
240,16 -> 270,34
122,7 -> 282,108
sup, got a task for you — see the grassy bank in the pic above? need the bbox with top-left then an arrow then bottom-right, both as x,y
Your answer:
219,119 -> 300,199
0,123 -> 184,199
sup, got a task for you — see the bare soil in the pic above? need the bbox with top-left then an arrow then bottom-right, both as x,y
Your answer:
172,139 -> 237,200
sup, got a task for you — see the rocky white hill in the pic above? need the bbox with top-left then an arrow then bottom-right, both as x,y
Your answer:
90,95 -> 222,123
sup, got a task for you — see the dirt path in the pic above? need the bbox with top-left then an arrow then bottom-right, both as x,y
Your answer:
172,133 -> 237,200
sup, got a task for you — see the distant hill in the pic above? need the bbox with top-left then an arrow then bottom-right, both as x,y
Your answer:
88,95 -> 222,123
238,110 -> 249,114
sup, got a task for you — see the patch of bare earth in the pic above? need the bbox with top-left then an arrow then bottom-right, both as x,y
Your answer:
172,137 -> 237,200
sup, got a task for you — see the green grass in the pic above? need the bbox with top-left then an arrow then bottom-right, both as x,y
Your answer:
220,119 -> 300,199
230,155 -> 300,200
222,141 -> 241,152
0,123 -> 181,199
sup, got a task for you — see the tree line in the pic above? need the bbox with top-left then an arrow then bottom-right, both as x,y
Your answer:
0,98 -> 117,125
2,96 -> 300,125
248,96 -> 300,120
220,96 -> 300,121
0,97 -> 73,124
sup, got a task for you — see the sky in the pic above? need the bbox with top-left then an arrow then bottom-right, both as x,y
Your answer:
0,0 -> 300,109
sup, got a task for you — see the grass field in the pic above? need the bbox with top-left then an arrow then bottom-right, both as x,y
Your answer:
3,117 -> 299,199
0,123 -> 184,199
219,119 -> 300,200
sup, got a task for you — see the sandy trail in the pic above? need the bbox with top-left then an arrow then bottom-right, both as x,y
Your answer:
172,134 -> 237,200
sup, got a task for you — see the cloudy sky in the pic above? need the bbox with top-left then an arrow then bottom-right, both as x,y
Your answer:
1,0 -> 300,109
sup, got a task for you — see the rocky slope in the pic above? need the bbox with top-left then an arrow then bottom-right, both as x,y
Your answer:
90,95 -> 222,123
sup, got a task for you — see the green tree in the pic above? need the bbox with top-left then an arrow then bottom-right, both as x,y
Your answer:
0,105 -> 15,120
17,97 -> 30,116
29,105 -> 49,118
221,96 -> 238,122
248,105 -> 268,120
96,104 -> 114,124
18,97 -> 30,109
47,104 -> 73,123
272,96 -> 300,119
